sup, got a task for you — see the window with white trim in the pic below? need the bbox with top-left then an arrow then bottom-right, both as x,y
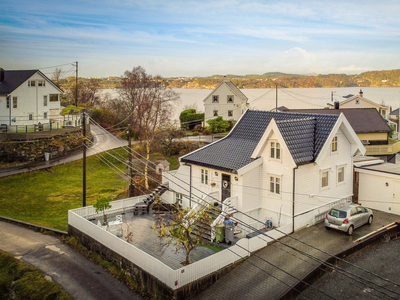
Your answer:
28,80 -> 35,87
212,95 -> 219,103
213,110 -> 218,117
175,193 -> 183,202
6,97 -> 10,108
50,94 -> 59,102
321,170 -> 329,188
28,114 -> 33,121
331,136 -> 337,152
227,95 -> 234,103
13,97 -> 17,108
270,142 -> 281,159
38,80 -> 45,86
337,166 -> 345,183
44,112 -> 48,119
270,176 -> 281,194
201,169 -> 208,184
228,110 -> 233,117
43,95 -> 48,106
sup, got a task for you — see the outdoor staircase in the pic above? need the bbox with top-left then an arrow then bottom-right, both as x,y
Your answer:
133,183 -> 169,214
191,202 -> 222,242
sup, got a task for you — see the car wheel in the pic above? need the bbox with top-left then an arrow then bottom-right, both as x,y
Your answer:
347,225 -> 354,236
367,215 -> 373,225
325,226 -> 331,230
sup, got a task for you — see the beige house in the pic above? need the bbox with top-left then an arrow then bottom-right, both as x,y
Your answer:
328,90 -> 389,120
203,76 -> 248,123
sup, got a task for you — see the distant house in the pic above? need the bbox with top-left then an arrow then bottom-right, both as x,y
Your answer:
203,76 -> 248,124
156,160 -> 170,175
0,68 -> 63,126
163,110 -> 365,232
327,90 -> 389,120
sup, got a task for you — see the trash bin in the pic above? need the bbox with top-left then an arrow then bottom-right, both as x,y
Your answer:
215,224 -> 225,243
44,152 -> 50,161
224,220 -> 234,245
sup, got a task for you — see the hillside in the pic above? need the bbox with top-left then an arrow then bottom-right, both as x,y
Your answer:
58,69 -> 400,90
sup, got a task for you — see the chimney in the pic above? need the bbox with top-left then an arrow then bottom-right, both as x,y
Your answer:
223,75 -> 228,82
334,101 -> 340,109
0,68 -> 4,83
359,89 -> 363,97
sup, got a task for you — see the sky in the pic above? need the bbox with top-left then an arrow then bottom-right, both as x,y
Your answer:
1,0 -> 400,78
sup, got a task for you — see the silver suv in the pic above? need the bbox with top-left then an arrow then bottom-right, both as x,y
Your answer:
324,203 -> 373,235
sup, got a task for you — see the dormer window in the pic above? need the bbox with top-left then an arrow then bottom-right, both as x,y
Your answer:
331,137 -> 337,152
212,95 -> 219,103
227,95 -> 234,103
271,142 -> 281,159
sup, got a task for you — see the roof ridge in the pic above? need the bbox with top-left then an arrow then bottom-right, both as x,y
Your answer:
276,117 -> 316,123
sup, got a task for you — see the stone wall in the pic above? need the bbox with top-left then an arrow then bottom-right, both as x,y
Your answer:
69,225 -> 242,300
0,128 -> 91,163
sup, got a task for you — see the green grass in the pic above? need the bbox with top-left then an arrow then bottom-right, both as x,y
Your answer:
200,243 -> 224,252
0,148 -> 129,231
0,250 -> 72,300
0,148 -> 181,232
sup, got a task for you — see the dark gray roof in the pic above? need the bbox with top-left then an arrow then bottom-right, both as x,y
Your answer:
390,108 -> 400,115
0,70 -> 63,95
181,110 -> 339,173
288,108 -> 391,133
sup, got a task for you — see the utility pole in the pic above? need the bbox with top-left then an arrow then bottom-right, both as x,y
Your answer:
82,109 -> 87,207
75,61 -> 78,107
275,83 -> 278,111
127,125 -> 135,197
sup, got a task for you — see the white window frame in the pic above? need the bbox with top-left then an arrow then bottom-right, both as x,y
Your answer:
43,95 -> 48,106
321,169 -> 330,189
331,136 -> 338,153
228,110 -> 233,117
270,141 -> 281,160
38,80 -> 45,87
212,95 -> 219,103
201,169 -> 209,185
227,95 -> 234,103
44,112 -> 48,119
6,97 -> 10,108
13,97 -> 17,108
213,110 -> 218,117
175,193 -> 183,203
28,113 -> 33,121
28,80 -> 36,87
269,175 -> 281,196
337,165 -> 345,185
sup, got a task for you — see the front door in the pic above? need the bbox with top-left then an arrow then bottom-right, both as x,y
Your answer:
221,174 -> 231,202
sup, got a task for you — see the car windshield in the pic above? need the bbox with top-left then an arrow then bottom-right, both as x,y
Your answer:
328,209 -> 347,218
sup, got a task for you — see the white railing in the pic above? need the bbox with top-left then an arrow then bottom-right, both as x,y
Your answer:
68,195 -> 291,290
185,191 -> 218,220
211,196 -> 238,241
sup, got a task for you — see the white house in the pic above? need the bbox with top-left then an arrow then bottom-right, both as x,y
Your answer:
203,76 -> 248,124
163,110 -> 365,233
355,162 -> 400,215
0,68 -> 63,126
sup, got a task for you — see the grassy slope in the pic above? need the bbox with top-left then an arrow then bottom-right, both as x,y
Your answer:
0,250 -> 72,300
0,148 -> 128,231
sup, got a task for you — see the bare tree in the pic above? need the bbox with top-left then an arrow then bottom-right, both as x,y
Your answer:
52,68 -> 62,84
119,67 -> 180,189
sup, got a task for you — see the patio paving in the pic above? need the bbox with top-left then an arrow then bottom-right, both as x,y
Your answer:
90,210 -> 216,270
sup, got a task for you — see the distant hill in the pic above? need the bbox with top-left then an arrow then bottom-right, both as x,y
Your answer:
58,69 -> 400,90
165,69 -> 400,89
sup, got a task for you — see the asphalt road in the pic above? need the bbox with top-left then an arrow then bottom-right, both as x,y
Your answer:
0,221 -> 143,300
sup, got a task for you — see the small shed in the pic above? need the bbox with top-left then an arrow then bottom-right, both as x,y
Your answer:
156,160 -> 170,175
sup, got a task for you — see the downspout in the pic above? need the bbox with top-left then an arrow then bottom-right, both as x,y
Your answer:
189,164 -> 192,207
7,95 -> 11,126
292,166 -> 298,233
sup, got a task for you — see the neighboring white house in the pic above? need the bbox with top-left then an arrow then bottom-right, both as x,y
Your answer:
0,68 -> 63,126
355,162 -> 400,216
328,89 -> 389,120
163,110 -> 365,233
203,76 -> 248,124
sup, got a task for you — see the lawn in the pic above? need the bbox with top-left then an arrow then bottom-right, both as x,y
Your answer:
0,148 -> 181,232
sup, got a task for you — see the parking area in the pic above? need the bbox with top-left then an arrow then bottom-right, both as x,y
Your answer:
194,210 -> 400,300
